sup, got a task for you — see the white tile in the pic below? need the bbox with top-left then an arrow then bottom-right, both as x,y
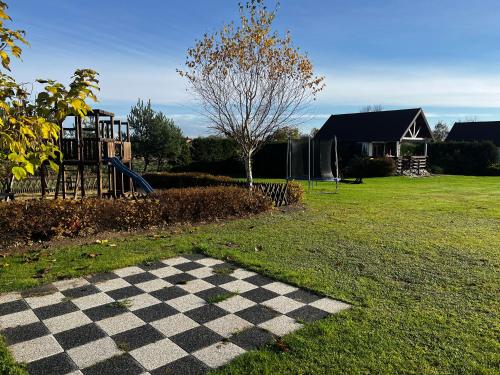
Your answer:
66,371 -> 84,375
151,313 -> 199,337
186,267 -> 214,279
113,266 -> 145,278
95,278 -> 131,292
231,269 -> 257,280
261,296 -> 305,314
135,279 -> 172,293
220,280 -> 257,294
43,311 -> 92,334
126,293 -> 161,311
25,292 -> 65,309
0,292 -> 22,304
71,292 -> 114,310
131,338 -> 188,371
161,257 -> 190,266
178,279 -> 214,294
193,342 -> 245,368
310,298 -> 350,314
216,295 -> 256,313
150,266 -> 182,279
96,312 -> 145,336
0,309 -> 38,329
9,335 -> 63,363
67,337 -> 122,368
262,282 -> 298,295
195,258 -> 225,267
204,314 -> 253,338
258,315 -> 302,336
166,294 -> 205,312
52,278 -> 90,292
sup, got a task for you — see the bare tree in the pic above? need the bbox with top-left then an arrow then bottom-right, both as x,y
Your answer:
359,104 -> 384,113
178,0 -> 324,186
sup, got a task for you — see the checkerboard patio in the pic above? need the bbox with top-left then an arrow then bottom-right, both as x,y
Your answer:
0,255 -> 350,375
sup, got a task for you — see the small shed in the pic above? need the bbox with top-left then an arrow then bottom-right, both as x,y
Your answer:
447,121 -> 500,160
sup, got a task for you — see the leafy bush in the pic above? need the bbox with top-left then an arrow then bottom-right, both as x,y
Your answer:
428,141 -> 498,175
485,163 -> 500,176
0,187 -> 271,249
143,172 -> 233,189
286,181 -> 304,204
346,157 -> 396,178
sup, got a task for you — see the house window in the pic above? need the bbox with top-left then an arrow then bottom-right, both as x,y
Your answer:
372,143 -> 385,157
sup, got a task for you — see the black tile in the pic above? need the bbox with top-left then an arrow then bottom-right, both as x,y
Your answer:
54,323 -> 107,350
203,274 -> 237,286
21,284 -> 58,298
106,285 -> 143,300
27,352 -> 77,375
230,326 -> 275,350
133,303 -> 178,323
235,304 -> 280,325
123,272 -> 157,285
62,284 -> 101,299
138,260 -> 167,271
244,274 -> 274,287
82,353 -> 144,375
170,326 -> 223,353
174,262 -> 205,272
163,273 -> 196,285
150,286 -> 189,301
0,299 -> 29,316
1,322 -> 49,345
84,303 -> 128,321
184,304 -> 227,324
182,253 -> 207,261
240,288 -> 280,303
195,287 -> 229,302
285,289 -> 321,304
287,305 -> 330,323
86,272 -> 119,284
112,324 -> 164,351
151,355 -> 209,375
33,300 -> 79,320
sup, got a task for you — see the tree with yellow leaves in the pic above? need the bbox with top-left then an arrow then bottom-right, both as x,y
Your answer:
179,0 -> 324,186
0,1 -> 99,185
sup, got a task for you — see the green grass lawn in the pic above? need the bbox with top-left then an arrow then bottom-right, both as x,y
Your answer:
1,176 -> 499,374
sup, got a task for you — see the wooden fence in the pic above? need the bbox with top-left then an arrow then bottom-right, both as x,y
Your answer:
227,181 -> 291,207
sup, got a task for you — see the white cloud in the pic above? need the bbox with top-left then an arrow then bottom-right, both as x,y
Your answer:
316,66 -> 500,108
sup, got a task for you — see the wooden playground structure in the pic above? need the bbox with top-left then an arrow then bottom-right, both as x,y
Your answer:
51,109 -> 135,199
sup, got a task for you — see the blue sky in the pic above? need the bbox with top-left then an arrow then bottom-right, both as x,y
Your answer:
9,0 -> 500,136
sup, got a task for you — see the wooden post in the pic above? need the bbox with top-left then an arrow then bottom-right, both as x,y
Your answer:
110,115 -> 116,198
61,164 -> 66,199
40,164 -> 46,198
79,117 -> 85,198
95,113 -> 102,198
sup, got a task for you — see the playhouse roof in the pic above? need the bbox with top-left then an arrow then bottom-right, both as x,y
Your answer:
447,121 -> 500,146
315,108 -> 433,142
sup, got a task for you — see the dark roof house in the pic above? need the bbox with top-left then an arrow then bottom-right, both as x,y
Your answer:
315,108 -> 434,158
447,121 -> 500,146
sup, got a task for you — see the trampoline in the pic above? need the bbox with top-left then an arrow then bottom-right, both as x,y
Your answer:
286,135 -> 340,192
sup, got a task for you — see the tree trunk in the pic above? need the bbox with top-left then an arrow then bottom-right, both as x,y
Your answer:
156,158 -> 162,172
244,152 -> 253,188
143,157 -> 149,173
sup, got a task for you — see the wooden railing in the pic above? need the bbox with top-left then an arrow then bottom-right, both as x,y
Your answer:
224,181 -> 291,207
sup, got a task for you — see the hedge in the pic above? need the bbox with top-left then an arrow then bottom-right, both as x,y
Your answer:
428,141 -> 498,175
346,157 -> 396,178
0,187 -> 271,249
143,172 -> 233,189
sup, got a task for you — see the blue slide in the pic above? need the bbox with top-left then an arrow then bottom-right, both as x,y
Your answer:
106,157 -> 154,194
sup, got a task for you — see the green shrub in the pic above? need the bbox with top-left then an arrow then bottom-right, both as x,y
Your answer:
143,172 -> 233,189
428,141 -> 497,175
0,187 -> 271,249
346,157 -> 396,178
